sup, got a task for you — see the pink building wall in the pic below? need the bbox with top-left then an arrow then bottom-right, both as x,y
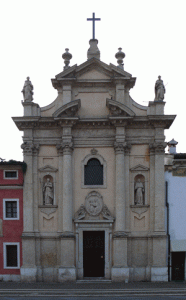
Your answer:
0,166 -> 23,276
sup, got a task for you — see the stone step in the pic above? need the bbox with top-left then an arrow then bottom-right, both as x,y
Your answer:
77,279 -> 112,283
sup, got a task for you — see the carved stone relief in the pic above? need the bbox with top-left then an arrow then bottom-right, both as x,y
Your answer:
85,191 -> 103,216
74,191 -> 114,221
74,204 -> 86,220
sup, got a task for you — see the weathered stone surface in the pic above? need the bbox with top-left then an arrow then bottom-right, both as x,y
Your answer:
111,267 -> 129,282
58,267 -> 76,282
13,37 -> 176,283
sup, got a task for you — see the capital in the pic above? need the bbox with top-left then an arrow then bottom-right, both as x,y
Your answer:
114,142 -> 125,154
56,142 -> 74,155
64,142 -> 74,155
114,142 -> 131,154
21,142 -> 39,155
149,142 -> 167,155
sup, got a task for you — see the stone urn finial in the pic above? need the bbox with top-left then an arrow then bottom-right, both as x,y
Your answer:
62,48 -> 72,70
115,47 -> 125,70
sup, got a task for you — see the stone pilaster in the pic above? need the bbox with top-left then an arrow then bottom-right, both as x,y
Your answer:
33,144 -> 40,232
149,142 -> 168,282
150,142 -> 167,232
56,144 -> 63,233
124,144 -> 131,232
20,142 -> 39,282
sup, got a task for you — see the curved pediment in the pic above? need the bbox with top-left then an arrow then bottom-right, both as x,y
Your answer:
106,99 -> 135,117
53,99 -> 81,118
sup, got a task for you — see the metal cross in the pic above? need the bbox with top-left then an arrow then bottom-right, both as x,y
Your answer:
87,13 -> 101,40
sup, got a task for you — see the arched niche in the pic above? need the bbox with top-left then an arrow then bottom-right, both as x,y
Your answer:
38,165 -> 58,206
130,164 -> 149,206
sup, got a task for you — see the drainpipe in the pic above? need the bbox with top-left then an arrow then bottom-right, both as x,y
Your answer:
166,181 -> 170,281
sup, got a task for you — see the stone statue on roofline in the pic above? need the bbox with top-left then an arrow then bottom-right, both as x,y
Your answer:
154,76 -> 166,101
22,77 -> 33,102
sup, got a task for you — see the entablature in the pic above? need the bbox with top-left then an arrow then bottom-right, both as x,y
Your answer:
13,114 -> 176,131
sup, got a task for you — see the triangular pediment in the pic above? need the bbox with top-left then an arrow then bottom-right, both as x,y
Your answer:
130,164 -> 149,172
39,165 -> 58,172
55,57 -> 133,80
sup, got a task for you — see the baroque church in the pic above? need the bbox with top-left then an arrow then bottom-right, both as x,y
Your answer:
13,27 -> 176,282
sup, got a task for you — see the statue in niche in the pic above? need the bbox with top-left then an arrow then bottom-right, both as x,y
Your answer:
134,179 -> 144,205
22,77 -> 33,102
154,76 -> 165,101
43,178 -> 54,205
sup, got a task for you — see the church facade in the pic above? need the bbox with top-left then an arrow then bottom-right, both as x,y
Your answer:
13,39 -> 175,282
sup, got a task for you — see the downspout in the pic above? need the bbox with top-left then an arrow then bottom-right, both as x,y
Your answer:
166,180 -> 170,281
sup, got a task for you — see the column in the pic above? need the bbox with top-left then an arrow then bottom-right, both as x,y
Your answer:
114,142 -> 125,232
58,129 -> 76,282
62,142 -> 73,232
112,127 -> 129,282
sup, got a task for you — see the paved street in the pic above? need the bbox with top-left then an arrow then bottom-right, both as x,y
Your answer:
1,281 -> 186,299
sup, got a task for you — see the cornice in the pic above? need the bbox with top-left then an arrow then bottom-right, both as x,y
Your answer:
13,114 -> 176,131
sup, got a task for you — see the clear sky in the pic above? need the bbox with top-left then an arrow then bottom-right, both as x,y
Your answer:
1,0 -> 186,161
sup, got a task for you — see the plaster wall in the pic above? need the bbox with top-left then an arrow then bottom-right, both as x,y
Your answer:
165,171 -> 186,240
0,168 -> 23,276
130,145 -> 150,168
78,92 -> 110,118
38,146 -> 58,169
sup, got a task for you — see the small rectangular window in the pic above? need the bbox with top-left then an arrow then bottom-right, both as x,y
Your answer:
3,243 -> 20,269
6,201 -> 17,218
3,199 -> 19,220
4,170 -> 18,179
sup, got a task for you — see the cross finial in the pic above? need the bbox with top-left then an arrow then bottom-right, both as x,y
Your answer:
87,13 -> 101,40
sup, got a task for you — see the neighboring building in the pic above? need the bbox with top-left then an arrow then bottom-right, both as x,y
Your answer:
165,140 -> 186,281
13,38 -> 176,282
0,160 -> 25,281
